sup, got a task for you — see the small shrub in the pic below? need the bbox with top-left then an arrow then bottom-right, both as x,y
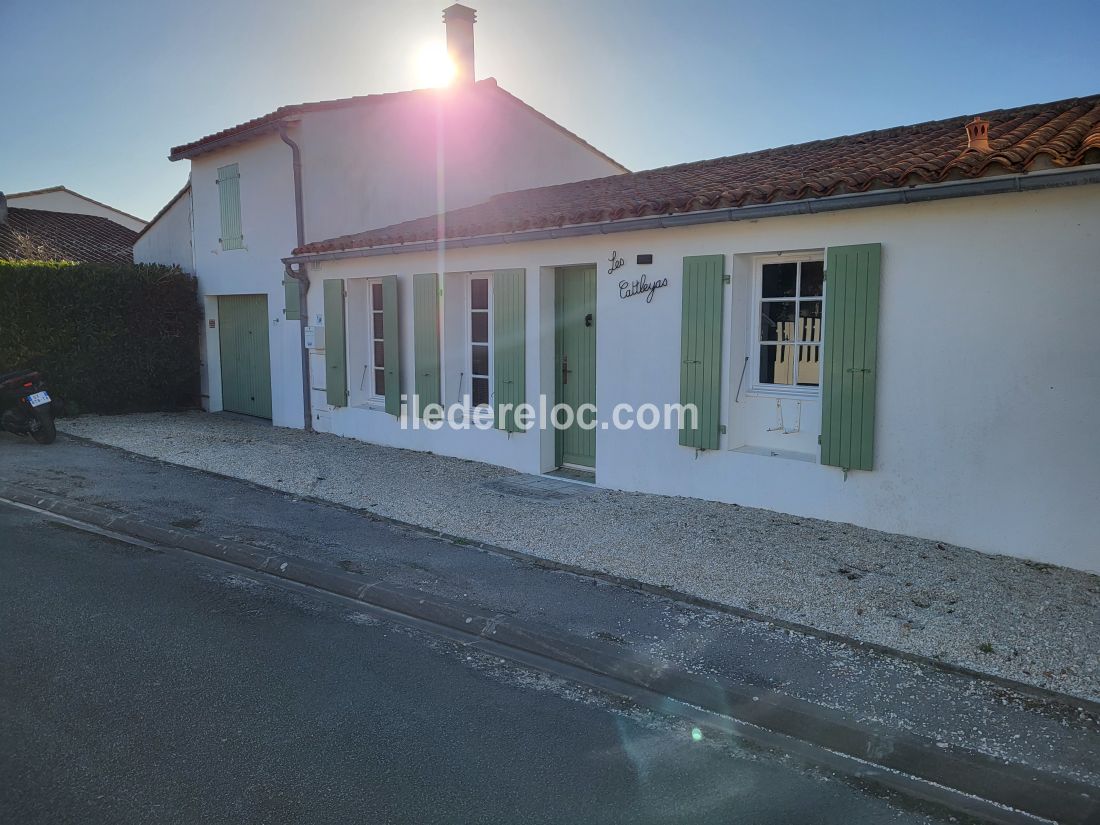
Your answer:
978,642 -> 994,654
0,260 -> 201,413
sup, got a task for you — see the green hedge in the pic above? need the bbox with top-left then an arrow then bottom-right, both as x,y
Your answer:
0,261 -> 202,414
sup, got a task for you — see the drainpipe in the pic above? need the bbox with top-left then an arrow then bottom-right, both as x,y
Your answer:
279,121 -> 313,432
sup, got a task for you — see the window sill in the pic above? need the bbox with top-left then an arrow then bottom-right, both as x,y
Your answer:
743,385 -> 821,402
351,400 -> 386,412
732,444 -> 817,464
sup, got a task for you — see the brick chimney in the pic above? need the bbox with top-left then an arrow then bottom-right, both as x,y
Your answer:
965,116 -> 991,152
443,4 -> 476,84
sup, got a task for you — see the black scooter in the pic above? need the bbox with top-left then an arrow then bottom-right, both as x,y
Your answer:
0,369 -> 56,444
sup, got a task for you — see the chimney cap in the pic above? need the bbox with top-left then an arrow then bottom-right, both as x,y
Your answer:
443,3 -> 476,23
965,116 -> 991,152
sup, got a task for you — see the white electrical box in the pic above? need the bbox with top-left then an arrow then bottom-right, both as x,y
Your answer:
304,325 -> 325,350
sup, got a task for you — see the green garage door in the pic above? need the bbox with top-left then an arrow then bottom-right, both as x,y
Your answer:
218,294 -> 272,419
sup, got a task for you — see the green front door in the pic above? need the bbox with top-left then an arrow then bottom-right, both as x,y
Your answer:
555,266 -> 596,469
218,294 -> 272,420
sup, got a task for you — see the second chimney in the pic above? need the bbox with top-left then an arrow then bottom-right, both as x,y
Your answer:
443,4 -> 477,84
965,116 -> 991,152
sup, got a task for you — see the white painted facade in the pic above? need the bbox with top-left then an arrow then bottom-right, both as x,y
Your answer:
177,84 -> 626,427
188,133 -> 302,424
6,187 -> 146,231
301,181 -> 1100,573
133,186 -> 193,274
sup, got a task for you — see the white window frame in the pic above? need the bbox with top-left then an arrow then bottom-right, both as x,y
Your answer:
463,272 -> 494,417
362,277 -> 386,407
748,252 -> 825,399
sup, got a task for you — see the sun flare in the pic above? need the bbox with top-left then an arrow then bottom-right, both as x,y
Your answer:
414,42 -> 456,88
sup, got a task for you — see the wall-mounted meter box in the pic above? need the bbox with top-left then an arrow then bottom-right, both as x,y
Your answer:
304,325 -> 325,350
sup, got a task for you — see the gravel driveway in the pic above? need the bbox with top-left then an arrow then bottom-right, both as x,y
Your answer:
59,411 -> 1100,702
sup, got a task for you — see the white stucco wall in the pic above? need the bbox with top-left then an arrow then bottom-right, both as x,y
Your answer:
304,181 -> 1100,572
299,84 -> 626,241
189,135 -> 304,426
6,188 -> 146,232
134,187 -> 194,274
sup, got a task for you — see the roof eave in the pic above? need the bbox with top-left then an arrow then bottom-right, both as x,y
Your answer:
169,119 -> 291,161
284,164 -> 1100,265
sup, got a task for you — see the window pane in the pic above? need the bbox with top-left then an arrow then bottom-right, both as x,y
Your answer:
471,311 -> 488,343
761,263 -> 797,298
374,368 -> 385,396
371,282 -> 383,306
798,300 -> 822,342
373,340 -> 385,368
796,344 -> 821,386
372,310 -> 384,339
471,343 -> 489,376
760,301 -> 795,342
470,278 -> 488,310
472,377 -> 489,406
759,344 -> 794,385
800,261 -> 824,297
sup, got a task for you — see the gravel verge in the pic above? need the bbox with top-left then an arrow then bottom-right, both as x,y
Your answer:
59,411 -> 1100,702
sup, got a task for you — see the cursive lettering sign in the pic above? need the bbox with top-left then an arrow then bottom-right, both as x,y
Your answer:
607,251 -> 625,275
619,273 -> 669,304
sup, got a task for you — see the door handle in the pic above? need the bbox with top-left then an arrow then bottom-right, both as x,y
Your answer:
562,354 -> 571,385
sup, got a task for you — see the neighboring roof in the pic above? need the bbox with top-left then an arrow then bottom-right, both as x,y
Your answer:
295,92 -> 1100,256
135,181 -> 191,241
5,186 -> 147,226
0,208 -> 139,264
168,78 -> 627,172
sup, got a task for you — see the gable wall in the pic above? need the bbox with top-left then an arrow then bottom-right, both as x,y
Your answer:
134,188 -> 194,274
298,87 -> 625,242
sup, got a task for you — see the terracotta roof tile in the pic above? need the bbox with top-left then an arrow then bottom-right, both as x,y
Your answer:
0,208 -> 138,264
295,93 -> 1100,256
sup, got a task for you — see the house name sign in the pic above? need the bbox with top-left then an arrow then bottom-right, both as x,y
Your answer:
619,273 -> 669,303
610,250 -> 668,304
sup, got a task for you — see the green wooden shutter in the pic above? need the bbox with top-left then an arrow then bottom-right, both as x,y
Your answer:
216,163 -> 243,250
283,275 -> 301,321
413,273 -> 440,418
820,243 -> 882,471
679,254 -> 725,450
324,279 -> 346,407
381,275 -> 401,416
493,269 -> 526,432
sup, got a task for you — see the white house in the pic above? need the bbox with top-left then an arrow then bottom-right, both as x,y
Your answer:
5,186 -> 146,232
280,93 -> 1100,574
136,4 -> 628,425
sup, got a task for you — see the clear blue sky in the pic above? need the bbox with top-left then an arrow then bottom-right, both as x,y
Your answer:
2,0 -> 1096,220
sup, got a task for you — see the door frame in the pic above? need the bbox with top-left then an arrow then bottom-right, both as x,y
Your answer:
217,293 -> 273,420
554,265 -> 597,470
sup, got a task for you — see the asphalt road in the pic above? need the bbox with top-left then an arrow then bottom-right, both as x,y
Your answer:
0,502 -> 967,824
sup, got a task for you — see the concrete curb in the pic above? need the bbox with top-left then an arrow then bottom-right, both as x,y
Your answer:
60,432 -> 1100,718
2,481 -> 1097,825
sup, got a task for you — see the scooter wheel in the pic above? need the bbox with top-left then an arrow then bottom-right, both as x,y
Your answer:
30,409 -> 56,444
